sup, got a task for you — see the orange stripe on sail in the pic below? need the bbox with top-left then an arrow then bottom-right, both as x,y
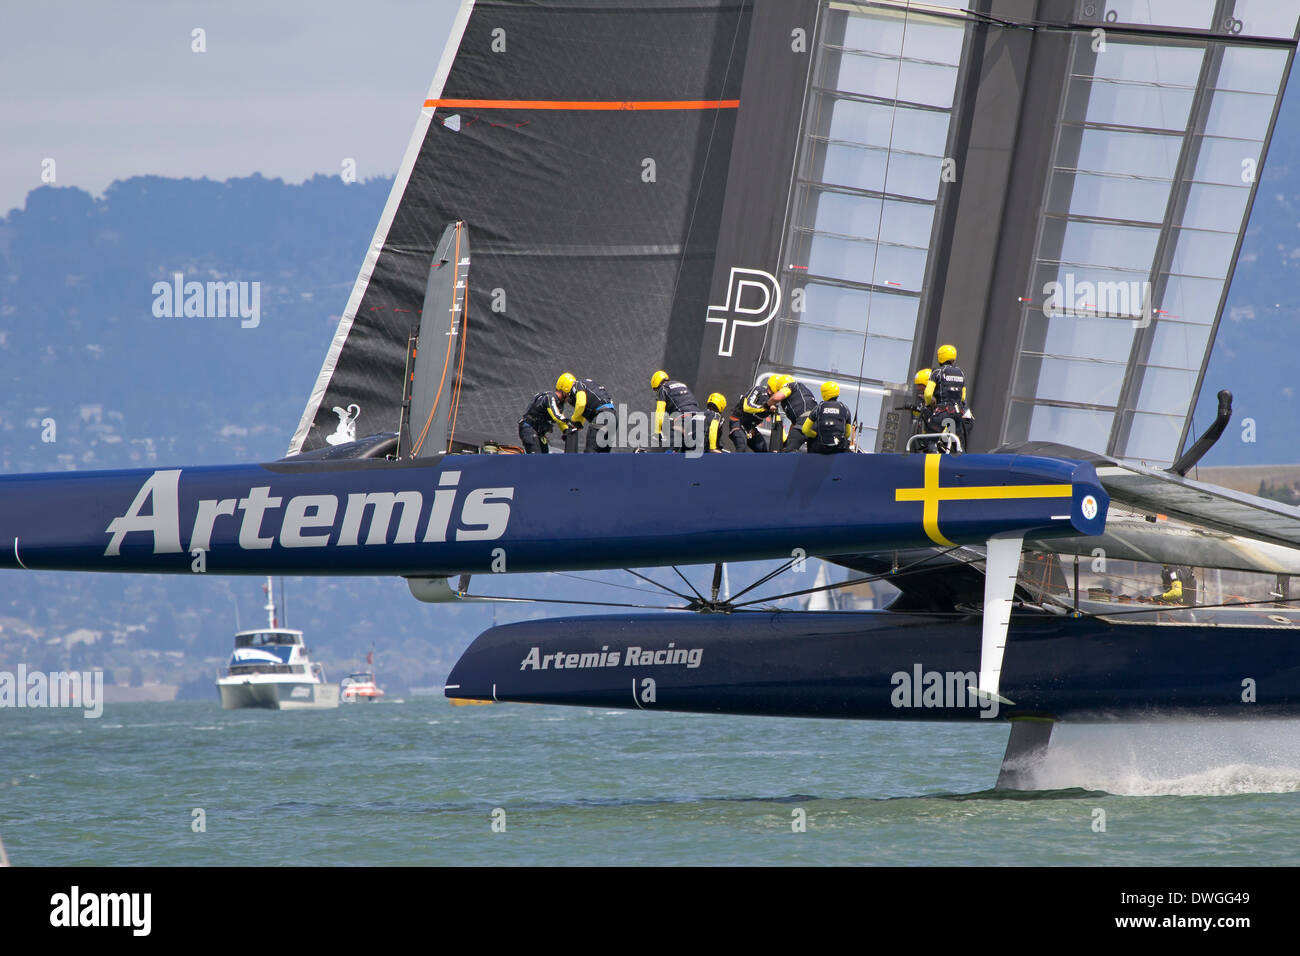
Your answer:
425,98 -> 740,110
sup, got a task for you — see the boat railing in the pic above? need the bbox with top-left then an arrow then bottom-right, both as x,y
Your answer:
906,431 -> 963,454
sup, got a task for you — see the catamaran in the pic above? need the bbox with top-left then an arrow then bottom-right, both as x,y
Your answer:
7,0 -> 1300,786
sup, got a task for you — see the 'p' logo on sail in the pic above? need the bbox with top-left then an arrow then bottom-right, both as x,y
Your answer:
706,267 -> 782,358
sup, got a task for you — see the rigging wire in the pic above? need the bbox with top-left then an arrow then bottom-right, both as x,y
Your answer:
550,572 -> 672,598
458,546 -> 974,615
622,568 -> 697,602
723,554 -> 804,603
728,544 -> 970,609
671,565 -> 708,603
449,592 -> 687,611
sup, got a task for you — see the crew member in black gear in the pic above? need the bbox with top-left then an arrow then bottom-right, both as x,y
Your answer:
801,381 -> 853,454
556,371 -> 618,453
728,381 -> 773,453
768,374 -> 819,452
923,344 -> 971,450
686,392 -> 728,455
518,390 -> 572,453
650,370 -> 700,450
906,368 -> 937,452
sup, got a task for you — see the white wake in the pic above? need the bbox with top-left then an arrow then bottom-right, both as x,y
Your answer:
1022,719 -> 1300,795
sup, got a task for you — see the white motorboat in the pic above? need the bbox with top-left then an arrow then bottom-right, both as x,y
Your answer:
216,578 -> 339,710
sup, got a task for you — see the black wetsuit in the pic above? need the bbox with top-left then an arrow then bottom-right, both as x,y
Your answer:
518,391 -> 569,453
804,399 -> 853,454
728,385 -> 771,453
776,382 -> 818,452
925,361 -> 969,448
683,405 -> 726,454
655,379 -> 700,449
567,379 -> 617,453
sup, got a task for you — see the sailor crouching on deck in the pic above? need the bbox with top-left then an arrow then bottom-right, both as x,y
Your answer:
685,392 -> 729,454
768,374 -> 819,452
728,381 -> 773,453
518,390 -> 574,453
557,372 -> 618,453
650,370 -> 700,451
801,381 -> 853,454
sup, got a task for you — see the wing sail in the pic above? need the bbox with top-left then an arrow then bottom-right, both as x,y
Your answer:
405,221 -> 471,458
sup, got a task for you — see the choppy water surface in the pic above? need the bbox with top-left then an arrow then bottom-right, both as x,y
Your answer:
3,701 -> 1299,865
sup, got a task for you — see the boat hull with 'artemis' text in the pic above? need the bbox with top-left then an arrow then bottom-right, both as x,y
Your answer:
0,452 -> 1105,576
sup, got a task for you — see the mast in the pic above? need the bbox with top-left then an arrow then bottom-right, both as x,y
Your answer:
263,575 -> 277,629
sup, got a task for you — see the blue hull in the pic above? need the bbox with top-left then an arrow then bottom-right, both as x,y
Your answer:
445,609 -> 1300,721
0,452 -> 1105,576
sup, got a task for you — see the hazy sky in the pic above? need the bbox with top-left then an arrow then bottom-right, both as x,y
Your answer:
0,0 -> 462,214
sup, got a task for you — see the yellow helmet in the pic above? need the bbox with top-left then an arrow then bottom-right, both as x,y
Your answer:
707,392 -> 726,412
821,381 -> 840,401
776,374 -> 795,391
651,370 -> 669,390
556,372 -> 576,394
937,344 -> 957,364
914,368 -> 932,386
766,373 -> 784,391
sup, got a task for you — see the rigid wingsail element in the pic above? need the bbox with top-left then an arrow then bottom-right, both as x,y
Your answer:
402,221 -> 471,458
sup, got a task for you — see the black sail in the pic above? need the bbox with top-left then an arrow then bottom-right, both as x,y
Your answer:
292,0 -> 828,453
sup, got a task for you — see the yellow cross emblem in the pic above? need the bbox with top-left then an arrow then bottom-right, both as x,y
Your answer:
895,454 -> 1073,546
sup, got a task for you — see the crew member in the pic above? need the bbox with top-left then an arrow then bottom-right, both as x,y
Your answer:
909,368 -> 933,451
556,372 -> 618,453
687,392 -> 728,454
768,374 -> 819,452
923,345 -> 970,450
1154,565 -> 1197,605
912,369 -> 931,421
650,370 -> 700,450
801,381 -> 853,454
728,380 -> 774,453
518,390 -> 572,453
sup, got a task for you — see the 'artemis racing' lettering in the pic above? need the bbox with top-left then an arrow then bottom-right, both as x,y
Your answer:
519,643 -> 704,671
103,469 -> 515,556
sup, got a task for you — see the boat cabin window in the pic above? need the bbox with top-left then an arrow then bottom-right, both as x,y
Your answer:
228,663 -> 306,676
235,631 -> 301,648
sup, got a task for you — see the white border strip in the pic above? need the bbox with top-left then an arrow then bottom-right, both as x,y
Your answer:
287,0 -> 477,456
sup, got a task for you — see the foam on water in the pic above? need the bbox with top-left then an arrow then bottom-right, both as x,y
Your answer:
1024,719 -> 1300,795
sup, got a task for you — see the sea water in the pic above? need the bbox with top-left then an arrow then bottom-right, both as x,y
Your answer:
2,700 -> 1299,866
